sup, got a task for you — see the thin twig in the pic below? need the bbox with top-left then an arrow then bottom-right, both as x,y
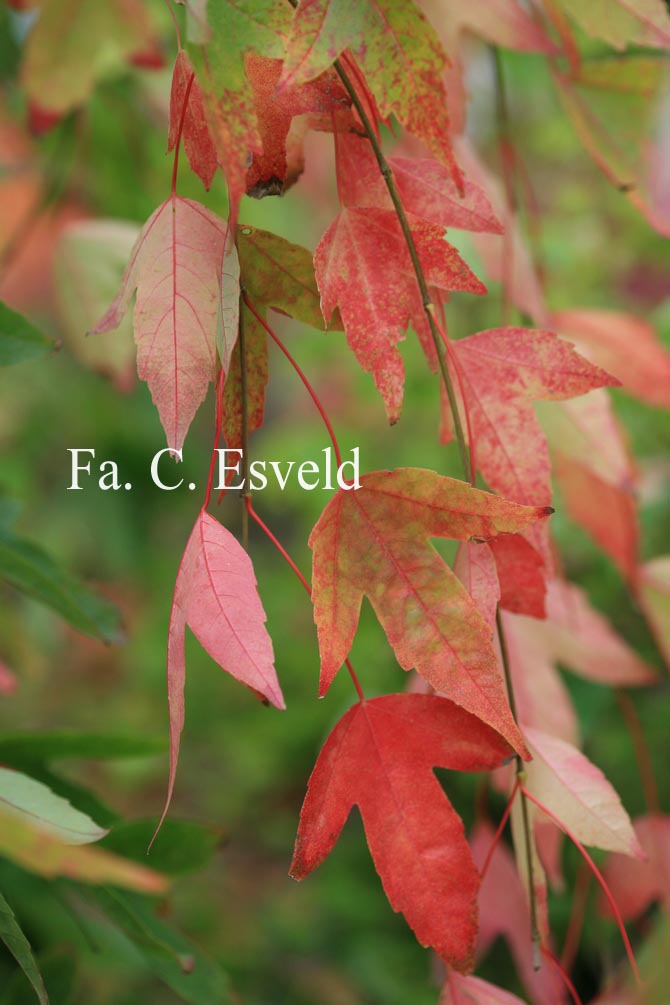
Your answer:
332,57 -> 472,484
497,608 -> 541,968
238,287 -> 250,551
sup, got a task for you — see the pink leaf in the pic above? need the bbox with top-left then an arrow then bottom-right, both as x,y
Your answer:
550,309 -> 670,409
470,821 -> 564,1005
524,726 -> 644,858
440,972 -> 528,1005
601,814 -> 670,920
91,196 -> 230,453
160,511 -> 284,832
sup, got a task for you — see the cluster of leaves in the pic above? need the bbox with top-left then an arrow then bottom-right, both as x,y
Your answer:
0,0 -> 669,1003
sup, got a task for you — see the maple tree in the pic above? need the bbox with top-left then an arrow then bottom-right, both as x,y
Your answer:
0,0 -> 668,1003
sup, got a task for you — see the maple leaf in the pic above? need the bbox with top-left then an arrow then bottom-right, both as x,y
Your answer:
551,309 -> 670,409
454,136 -> 548,324
91,196 -> 230,453
441,326 -> 619,559
290,693 -> 514,971
191,0 -> 291,213
602,814 -> 670,920
316,206 -> 485,421
453,541 -> 500,632
237,224 -> 332,329
168,50 -> 218,191
523,727 -> 644,858
335,133 -> 502,233
20,0 -> 159,115
554,57 -> 670,235
221,225 -> 338,453
280,0 -> 462,184
539,391 -> 639,580
454,535 -> 547,624
424,0 -> 556,136
310,467 -> 552,752
245,55 -> 349,197
160,511 -> 284,831
556,0 -> 670,51
500,577 -> 656,745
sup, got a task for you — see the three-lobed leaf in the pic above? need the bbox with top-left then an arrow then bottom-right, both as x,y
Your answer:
310,467 -> 552,752
291,693 -> 514,971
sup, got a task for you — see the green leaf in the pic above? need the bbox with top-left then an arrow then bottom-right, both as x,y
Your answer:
0,733 -> 165,765
101,819 -> 223,876
0,890 -> 48,1005
0,767 -> 107,845
0,301 -> 54,366
0,527 -> 123,643
237,225 -> 342,330
91,889 -> 232,1004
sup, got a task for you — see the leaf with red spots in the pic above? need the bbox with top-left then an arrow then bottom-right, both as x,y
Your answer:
191,0 -> 291,213
316,206 -> 485,421
159,511 -> 284,834
310,467 -> 553,752
245,55 -> 349,197
168,51 -> 218,191
91,196 -> 230,453
280,0 -> 462,184
290,693 -> 514,971
335,133 -> 502,233
441,327 -> 619,560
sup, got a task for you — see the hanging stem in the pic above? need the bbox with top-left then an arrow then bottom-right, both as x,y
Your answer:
522,786 -> 641,985
238,286 -> 251,550
244,294 -> 343,470
202,366 -> 225,511
331,57 -> 472,485
245,498 -> 365,702
163,0 -> 182,50
480,777 -> 520,880
541,947 -> 584,1005
497,609 -> 541,967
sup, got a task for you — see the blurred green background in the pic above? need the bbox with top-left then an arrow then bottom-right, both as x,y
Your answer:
0,3 -> 668,1003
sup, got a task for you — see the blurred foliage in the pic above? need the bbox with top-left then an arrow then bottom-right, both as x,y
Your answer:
0,2 -> 668,1004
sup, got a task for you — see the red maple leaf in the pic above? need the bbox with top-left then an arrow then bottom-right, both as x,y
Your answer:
290,693 -> 514,971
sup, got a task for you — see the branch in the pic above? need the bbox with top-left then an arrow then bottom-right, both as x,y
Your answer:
331,57 -> 472,485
